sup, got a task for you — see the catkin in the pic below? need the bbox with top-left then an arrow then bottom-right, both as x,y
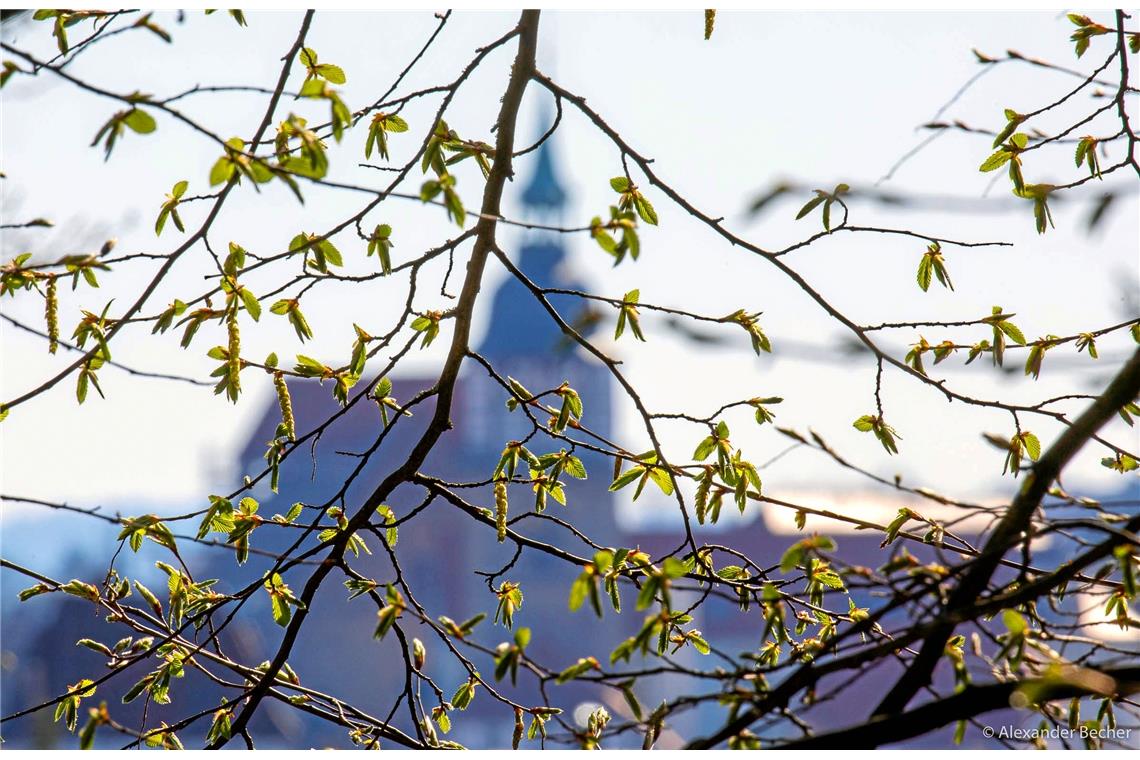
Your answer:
226,306 -> 241,401
512,708 -> 524,751
704,9 -> 716,40
45,276 -> 59,354
274,371 -> 295,440
494,481 -> 508,543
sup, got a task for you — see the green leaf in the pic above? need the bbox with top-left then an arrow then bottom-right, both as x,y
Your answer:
1002,609 -> 1027,635
662,557 -> 687,578
209,157 -> 235,186
1021,432 -> 1041,461
998,320 -> 1026,345
779,543 -> 804,572
979,150 -> 1012,172
795,194 -> 824,219
609,466 -> 644,492
916,254 -> 932,292
123,108 -> 156,134
634,194 -> 658,226
452,680 -> 476,711
568,574 -> 591,612
647,466 -> 674,496
635,577 -> 659,611
240,288 -> 261,321
315,63 -> 346,85
556,657 -> 598,684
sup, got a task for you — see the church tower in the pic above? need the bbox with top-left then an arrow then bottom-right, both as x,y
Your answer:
460,131 -> 616,509
478,129 -> 594,359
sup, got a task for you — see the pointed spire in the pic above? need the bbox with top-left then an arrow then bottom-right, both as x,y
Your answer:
478,121 -> 587,357
520,135 -> 567,211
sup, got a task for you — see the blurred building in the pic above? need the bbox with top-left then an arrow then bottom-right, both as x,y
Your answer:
204,131 -> 638,748
2,133 -> 643,749
3,131 -> 1134,750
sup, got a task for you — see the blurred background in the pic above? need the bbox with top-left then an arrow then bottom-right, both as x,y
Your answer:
1,9 -> 1137,749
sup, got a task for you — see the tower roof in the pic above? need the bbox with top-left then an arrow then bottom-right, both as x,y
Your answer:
478,131 -> 588,357
520,138 -> 567,210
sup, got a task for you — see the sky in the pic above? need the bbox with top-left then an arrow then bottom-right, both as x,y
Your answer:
1,10 -> 1137,535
